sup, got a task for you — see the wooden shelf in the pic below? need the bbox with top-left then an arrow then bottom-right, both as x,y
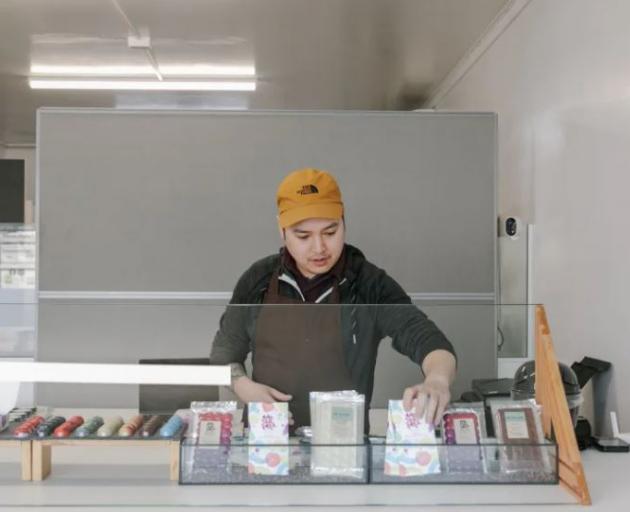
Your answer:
0,439 -> 32,480
30,438 -> 181,482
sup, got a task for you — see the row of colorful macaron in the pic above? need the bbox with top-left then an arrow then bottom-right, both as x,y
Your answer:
10,413 -> 187,439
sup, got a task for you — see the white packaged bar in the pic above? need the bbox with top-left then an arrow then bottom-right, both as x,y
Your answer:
310,390 -> 365,479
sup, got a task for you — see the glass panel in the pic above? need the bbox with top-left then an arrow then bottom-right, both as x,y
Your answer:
0,224 -> 36,358
0,302 -> 567,507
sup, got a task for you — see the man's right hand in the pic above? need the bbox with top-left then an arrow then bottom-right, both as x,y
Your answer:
232,376 -> 292,404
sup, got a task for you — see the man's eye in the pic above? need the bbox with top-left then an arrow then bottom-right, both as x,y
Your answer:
324,231 -> 336,236
297,235 -> 309,240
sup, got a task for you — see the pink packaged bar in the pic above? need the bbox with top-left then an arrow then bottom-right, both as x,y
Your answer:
441,409 -> 485,474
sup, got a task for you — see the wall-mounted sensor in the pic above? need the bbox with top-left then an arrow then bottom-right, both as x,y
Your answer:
498,215 -> 522,239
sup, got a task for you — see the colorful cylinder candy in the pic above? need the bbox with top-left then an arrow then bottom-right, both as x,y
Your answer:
35,416 -> 66,438
14,415 -> 45,438
159,415 -> 184,438
117,414 -> 144,437
141,415 -> 168,437
53,416 -> 84,438
75,416 -> 104,437
96,416 -> 124,437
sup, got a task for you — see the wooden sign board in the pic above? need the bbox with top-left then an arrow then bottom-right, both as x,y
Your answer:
535,305 -> 591,505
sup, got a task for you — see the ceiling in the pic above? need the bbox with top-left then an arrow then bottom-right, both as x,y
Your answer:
0,0 -> 508,145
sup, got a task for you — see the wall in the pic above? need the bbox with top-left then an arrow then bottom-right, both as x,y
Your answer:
430,0 -> 630,433
35,110 -> 497,408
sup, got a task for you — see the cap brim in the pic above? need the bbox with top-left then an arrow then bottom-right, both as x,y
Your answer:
278,203 -> 343,228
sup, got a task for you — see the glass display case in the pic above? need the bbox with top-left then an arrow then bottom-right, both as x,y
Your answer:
180,438 -> 557,485
0,302 -> 580,507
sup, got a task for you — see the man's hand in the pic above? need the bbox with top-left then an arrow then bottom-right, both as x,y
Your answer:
233,376 -> 292,404
402,373 -> 451,426
403,349 -> 456,426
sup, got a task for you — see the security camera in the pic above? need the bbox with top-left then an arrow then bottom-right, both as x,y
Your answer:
498,215 -> 522,239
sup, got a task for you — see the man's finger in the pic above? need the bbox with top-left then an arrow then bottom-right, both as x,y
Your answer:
414,392 -> 428,419
269,387 -> 292,402
424,394 -> 439,426
435,393 -> 448,425
402,387 -> 416,411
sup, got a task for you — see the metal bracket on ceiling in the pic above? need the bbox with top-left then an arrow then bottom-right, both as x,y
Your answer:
111,0 -> 163,80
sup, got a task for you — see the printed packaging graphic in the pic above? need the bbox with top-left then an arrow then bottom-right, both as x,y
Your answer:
385,400 -> 441,477
491,400 -> 550,474
248,402 -> 289,476
441,409 -> 485,473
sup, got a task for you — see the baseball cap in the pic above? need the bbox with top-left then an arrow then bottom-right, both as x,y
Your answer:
276,168 -> 344,228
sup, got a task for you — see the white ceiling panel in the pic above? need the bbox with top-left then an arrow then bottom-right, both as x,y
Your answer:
0,0 -> 508,144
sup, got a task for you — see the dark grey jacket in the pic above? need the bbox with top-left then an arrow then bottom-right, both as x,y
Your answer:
209,244 -> 456,407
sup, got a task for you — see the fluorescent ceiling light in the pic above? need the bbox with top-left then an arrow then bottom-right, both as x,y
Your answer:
159,64 -> 256,76
31,65 -> 154,76
30,64 -> 256,77
29,79 -> 256,91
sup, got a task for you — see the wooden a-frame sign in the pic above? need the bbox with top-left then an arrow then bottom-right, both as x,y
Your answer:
535,305 -> 591,505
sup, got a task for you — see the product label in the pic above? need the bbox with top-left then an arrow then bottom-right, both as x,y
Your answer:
504,411 -> 529,440
198,420 -> 222,444
331,406 -> 353,424
454,418 -> 478,444
330,405 -> 354,441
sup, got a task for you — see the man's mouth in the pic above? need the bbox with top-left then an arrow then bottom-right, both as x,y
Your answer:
310,256 -> 330,267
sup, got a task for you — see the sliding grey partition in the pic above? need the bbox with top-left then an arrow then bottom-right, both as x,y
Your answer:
36,109 -> 497,409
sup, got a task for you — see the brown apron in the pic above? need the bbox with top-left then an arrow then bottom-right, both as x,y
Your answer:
251,269 -> 355,428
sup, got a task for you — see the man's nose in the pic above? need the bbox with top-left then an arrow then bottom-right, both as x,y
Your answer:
313,235 -> 326,254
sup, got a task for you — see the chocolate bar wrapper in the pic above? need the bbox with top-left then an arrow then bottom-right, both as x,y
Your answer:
247,402 -> 289,475
385,400 -> 440,477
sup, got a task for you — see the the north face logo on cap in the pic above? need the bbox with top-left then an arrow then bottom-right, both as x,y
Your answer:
297,184 -> 319,195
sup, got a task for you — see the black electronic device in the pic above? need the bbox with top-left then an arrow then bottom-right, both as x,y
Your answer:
571,357 -> 611,388
591,436 -> 630,453
575,417 -> 592,451
0,159 -> 25,222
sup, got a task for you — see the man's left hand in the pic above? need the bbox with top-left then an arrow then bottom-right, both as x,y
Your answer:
402,373 -> 451,426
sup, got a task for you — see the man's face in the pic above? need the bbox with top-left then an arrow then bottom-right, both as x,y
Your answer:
282,218 -> 345,278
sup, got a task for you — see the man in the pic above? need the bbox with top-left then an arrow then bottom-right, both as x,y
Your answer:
210,168 -> 456,430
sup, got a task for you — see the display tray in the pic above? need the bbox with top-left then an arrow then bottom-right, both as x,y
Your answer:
180,437 -> 558,485
0,415 -> 185,441
0,429 -> 185,441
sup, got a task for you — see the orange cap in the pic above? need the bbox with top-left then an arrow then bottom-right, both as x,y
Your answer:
276,168 -> 344,228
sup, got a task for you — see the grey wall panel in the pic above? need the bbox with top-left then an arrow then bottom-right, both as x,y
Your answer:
36,109 -> 497,407
38,110 -> 496,294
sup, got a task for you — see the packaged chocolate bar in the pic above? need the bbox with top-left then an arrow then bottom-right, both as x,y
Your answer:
310,391 -> 365,479
491,400 -> 549,473
441,408 -> 485,474
247,402 -> 289,476
385,400 -> 440,477
190,401 -> 237,445
188,402 -> 238,478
